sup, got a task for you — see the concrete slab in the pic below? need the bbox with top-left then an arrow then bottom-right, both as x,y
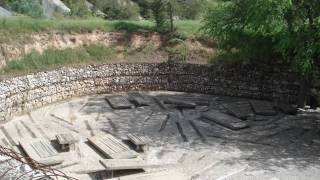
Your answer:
250,100 -> 277,116
223,101 -> 254,120
106,96 -> 133,109
202,110 -> 249,130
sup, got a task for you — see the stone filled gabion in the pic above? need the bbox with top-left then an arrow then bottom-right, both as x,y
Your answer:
0,62 -> 301,121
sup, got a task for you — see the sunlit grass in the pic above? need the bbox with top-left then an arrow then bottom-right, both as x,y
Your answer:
0,16 -> 201,42
0,44 -> 116,75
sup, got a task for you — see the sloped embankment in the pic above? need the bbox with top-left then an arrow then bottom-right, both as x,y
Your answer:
0,30 -> 215,67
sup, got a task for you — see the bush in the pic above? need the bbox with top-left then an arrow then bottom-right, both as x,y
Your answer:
91,0 -> 140,20
113,21 -> 153,32
1,44 -> 116,74
8,0 -> 43,18
166,43 -> 189,63
174,0 -> 203,20
63,0 -> 91,18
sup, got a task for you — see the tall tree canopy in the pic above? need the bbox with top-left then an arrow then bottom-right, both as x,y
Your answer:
203,0 -> 320,77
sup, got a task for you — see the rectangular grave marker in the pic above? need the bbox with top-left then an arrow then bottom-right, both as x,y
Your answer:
222,101 -> 253,120
106,96 -> 133,109
250,100 -> 277,116
202,110 -> 249,130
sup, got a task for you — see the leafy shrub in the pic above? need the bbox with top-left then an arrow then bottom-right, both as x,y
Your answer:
113,21 -> 153,32
150,0 -> 169,32
166,43 -> 189,62
63,0 -> 91,18
1,44 -> 116,74
85,44 -> 115,61
174,0 -> 203,20
8,0 -> 43,18
91,0 -> 140,20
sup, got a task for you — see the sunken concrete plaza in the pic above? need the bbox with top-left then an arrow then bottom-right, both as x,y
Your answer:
0,91 -> 320,179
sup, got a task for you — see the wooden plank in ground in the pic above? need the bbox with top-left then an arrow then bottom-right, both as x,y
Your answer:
108,170 -> 187,180
222,101 -> 253,120
162,94 -> 216,106
88,134 -> 139,159
250,100 -> 277,116
189,120 -> 206,142
31,123 -> 51,140
152,97 -> 167,110
56,133 -> 78,145
99,159 -> 164,170
163,98 -> 196,109
158,113 -> 170,132
127,134 -> 152,146
51,119 -> 80,134
106,96 -> 133,109
14,123 -> 23,138
20,139 -> 64,166
127,134 -> 152,151
128,92 -> 150,106
84,120 -> 95,137
0,126 -> 18,146
0,138 -> 15,150
202,110 -> 249,130
175,122 -> 188,142
20,120 -> 44,139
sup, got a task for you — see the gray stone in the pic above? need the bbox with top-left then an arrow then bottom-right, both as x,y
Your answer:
42,0 -> 70,18
106,95 -> 133,109
250,100 -> 277,116
0,62 -> 302,121
163,98 -> 196,109
0,6 -> 11,17
202,110 -> 249,130
222,101 -> 254,120
128,92 -> 150,106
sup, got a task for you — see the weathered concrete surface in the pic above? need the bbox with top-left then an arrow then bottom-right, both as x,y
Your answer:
1,91 -> 319,180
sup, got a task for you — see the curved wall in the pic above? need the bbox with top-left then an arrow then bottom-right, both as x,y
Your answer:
0,62 -> 301,121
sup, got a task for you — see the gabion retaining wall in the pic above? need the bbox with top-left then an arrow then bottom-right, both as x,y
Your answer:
0,62 -> 301,121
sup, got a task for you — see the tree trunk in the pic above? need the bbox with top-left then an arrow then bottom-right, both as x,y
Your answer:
297,76 -> 309,108
168,2 -> 174,33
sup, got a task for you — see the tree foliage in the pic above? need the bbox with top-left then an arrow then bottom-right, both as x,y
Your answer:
203,0 -> 320,77
63,0 -> 91,18
174,0 -> 204,19
7,0 -> 43,18
90,0 -> 141,20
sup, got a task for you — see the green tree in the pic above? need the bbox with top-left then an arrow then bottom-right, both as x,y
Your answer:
203,0 -> 319,77
8,0 -> 43,18
90,0 -> 140,20
175,0 -> 203,19
63,0 -> 91,17
132,0 -> 175,32
202,0 -> 320,106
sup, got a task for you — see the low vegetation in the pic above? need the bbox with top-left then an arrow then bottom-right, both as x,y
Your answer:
1,44 -> 116,75
0,17 -> 200,43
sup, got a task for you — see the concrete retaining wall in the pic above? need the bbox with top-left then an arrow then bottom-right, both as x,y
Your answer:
0,62 -> 301,121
